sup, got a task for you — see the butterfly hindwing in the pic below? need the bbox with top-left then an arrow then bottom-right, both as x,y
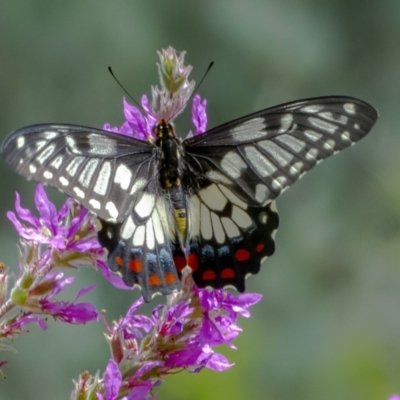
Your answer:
1,124 -> 155,222
97,187 -> 182,302
187,183 -> 279,291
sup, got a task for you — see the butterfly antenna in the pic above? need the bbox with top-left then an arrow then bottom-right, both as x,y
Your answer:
108,66 -> 145,112
193,61 -> 214,96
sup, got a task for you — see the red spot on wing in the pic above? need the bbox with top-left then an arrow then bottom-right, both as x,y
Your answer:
173,255 -> 186,273
202,270 -> 216,281
221,268 -> 235,279
149,274 -> 162,286
256,243 -> 265,253
188,254 -> 199,272
115,255 -> 123,267
129,259 -> 143,273
235,248 -> 251,262
164,272 -> 178,284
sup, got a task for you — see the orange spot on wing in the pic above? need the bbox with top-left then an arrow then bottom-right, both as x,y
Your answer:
188,254 -> 199,272
149,274 -> 162,286
235,248 -> 250,262
256,243 -> 265,253
165,272 -> 178,284
221,268 -> 235,279
129,259 -> 143,273
173,255 -> 186,273
115,255 -> 123,267
202,270 -> 216,281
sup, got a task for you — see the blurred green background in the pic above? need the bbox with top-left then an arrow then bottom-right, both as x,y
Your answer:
1,1 -> 400,399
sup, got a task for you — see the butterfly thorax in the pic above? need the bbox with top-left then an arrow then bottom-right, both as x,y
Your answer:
154,119 -> 188,245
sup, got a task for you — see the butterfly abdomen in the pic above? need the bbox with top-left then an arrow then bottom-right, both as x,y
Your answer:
154,120 -> 188,245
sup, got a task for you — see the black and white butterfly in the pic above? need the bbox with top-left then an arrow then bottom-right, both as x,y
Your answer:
1,96 -> 377,301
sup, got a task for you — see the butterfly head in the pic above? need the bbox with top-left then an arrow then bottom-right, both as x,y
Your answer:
153,119 -> 176,139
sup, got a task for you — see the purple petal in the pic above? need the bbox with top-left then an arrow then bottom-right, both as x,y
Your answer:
126,381 -> 153,400
34,184 -> 58,233
75,284 -> 97,300
123,97 -> 148,139
104,359 -> 122,400
191,95 -> 207,135
132,361 -> 163,381
103,123 -> 120,133
389,397 -> 400,400
97,260 -> 136,290
13,192 -> 40,227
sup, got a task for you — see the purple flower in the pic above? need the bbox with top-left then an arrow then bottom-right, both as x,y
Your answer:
389,396 -> 400,400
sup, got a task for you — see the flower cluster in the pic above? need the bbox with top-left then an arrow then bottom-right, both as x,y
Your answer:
72,272 -> 261,399
0,185 -> 100,373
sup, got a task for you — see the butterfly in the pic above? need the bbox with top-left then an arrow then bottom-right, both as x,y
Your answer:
1,96 -> 378,301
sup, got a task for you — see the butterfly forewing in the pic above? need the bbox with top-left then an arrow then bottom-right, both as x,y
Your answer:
2,124 -> 155,222
183,96 -> 378,207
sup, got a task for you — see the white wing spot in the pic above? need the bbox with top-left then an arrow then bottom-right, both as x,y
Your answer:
199,184 -> 227,211
78,159 -> 99,188
255,183 -> 270,204
354,123 -> 360,130
132,225 -> 145,246
275,135 -> 305,153
318,112 -> 348,125
211,212 -> 225,244
114,164 -> 132,191
146,219 -> 155,250
43,170 -> 53,179
42,131 -> 58,139
66,136 -> 82,154
289,161 -> 304,175
300,104 -> 324,113
16,136 -> 25,149
206,170 -> 232,185
121,216 -> 136,239
258,141 -> 293,167
35,140 -> 47,151
19,158 -> 24,165
29,164 -> 37,173
272,176 -> 287,190
218,185 -> 248,209
279,114 -> 293,133
244,146 -> 277,177
50,155 -> 63,169
308,117 -> 337,134
94,161 -> 111,195
105,201 -> 119,219
305,148 -> 319,161
130,178 -> 147,196
259,211 -> 268,224
221,217 -> 240,238
66,157 -> 85,177
230,118 -> 266,142
304,130 -> 322,142
73,187 -> 85,199
220,152 -> 247,179
135,193 -> 155,218
37,144 -> 56,164
59,176 -> 69,186
323,139 -> 336,151
341,131 -> 351,142
343,103 -> 356,114
89,199 -> 101,210
88,134 -> 117,155
200,203 -> 213,240
231,206 -> 252,229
